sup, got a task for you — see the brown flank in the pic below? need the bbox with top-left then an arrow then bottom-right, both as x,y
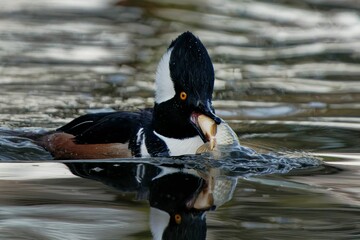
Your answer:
39,133 -> 132,160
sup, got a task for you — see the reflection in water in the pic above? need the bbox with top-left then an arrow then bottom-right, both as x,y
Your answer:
0,156 -> 356,239
65,161 -> 236,239
62,153 -> 322,239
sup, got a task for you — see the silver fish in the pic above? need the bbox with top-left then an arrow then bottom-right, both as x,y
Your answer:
196,119 -> 240,154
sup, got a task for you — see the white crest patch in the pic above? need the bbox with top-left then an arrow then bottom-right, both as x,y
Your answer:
150,207 -> 170,240
155,48 -> 175,104
154,131 -> 204,156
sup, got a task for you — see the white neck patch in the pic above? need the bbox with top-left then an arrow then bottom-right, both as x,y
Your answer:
155,48 -> 175,104
154,131 -> 204,156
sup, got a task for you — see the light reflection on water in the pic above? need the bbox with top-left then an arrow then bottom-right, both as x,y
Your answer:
0,0 -> 360,239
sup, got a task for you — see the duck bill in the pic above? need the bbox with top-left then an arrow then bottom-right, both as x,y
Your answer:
197,101 -> 222,125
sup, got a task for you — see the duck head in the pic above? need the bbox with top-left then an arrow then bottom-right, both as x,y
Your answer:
153,31 -> 221,142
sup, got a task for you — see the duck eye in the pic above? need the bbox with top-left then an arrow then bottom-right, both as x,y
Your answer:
174,214 -> 182,224
180,92 -> 187,101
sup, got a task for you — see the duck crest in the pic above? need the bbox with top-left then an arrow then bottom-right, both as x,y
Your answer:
155,49 -> 175,104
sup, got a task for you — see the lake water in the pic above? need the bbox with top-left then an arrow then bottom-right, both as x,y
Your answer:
0,0 -> 359,239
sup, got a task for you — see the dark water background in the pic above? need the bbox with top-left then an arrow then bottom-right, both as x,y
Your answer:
0,0 -> 360,239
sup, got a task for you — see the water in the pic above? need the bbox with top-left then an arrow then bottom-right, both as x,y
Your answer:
0,0 -> 360,239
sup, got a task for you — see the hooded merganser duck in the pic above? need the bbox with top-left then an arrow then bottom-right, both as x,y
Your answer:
39,31 -> 222,159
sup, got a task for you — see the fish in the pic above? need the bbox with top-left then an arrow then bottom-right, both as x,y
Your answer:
192,114 -> 240,209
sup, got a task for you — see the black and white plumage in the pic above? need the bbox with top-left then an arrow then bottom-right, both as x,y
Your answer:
39,32 -> 221,159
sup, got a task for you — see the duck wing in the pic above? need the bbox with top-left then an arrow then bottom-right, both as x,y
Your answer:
58,110 -> 152,144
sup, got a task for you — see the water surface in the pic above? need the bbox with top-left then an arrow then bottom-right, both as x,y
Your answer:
0,0 -> 359,239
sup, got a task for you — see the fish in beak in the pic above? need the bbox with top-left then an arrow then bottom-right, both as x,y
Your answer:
191,112 -> 219,150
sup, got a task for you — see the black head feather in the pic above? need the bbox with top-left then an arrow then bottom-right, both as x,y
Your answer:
153,32 -> 219,139
169,31 -> 215,104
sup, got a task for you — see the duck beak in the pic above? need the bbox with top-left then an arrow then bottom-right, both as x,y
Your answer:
190,101 -> 221,149
197,101 -> 222,125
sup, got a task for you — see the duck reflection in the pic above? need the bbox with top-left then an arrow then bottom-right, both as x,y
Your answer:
65,161 -> 237,240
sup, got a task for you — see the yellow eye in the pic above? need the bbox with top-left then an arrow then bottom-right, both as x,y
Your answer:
180,92 -> 187,101
174,214 -> 182,224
